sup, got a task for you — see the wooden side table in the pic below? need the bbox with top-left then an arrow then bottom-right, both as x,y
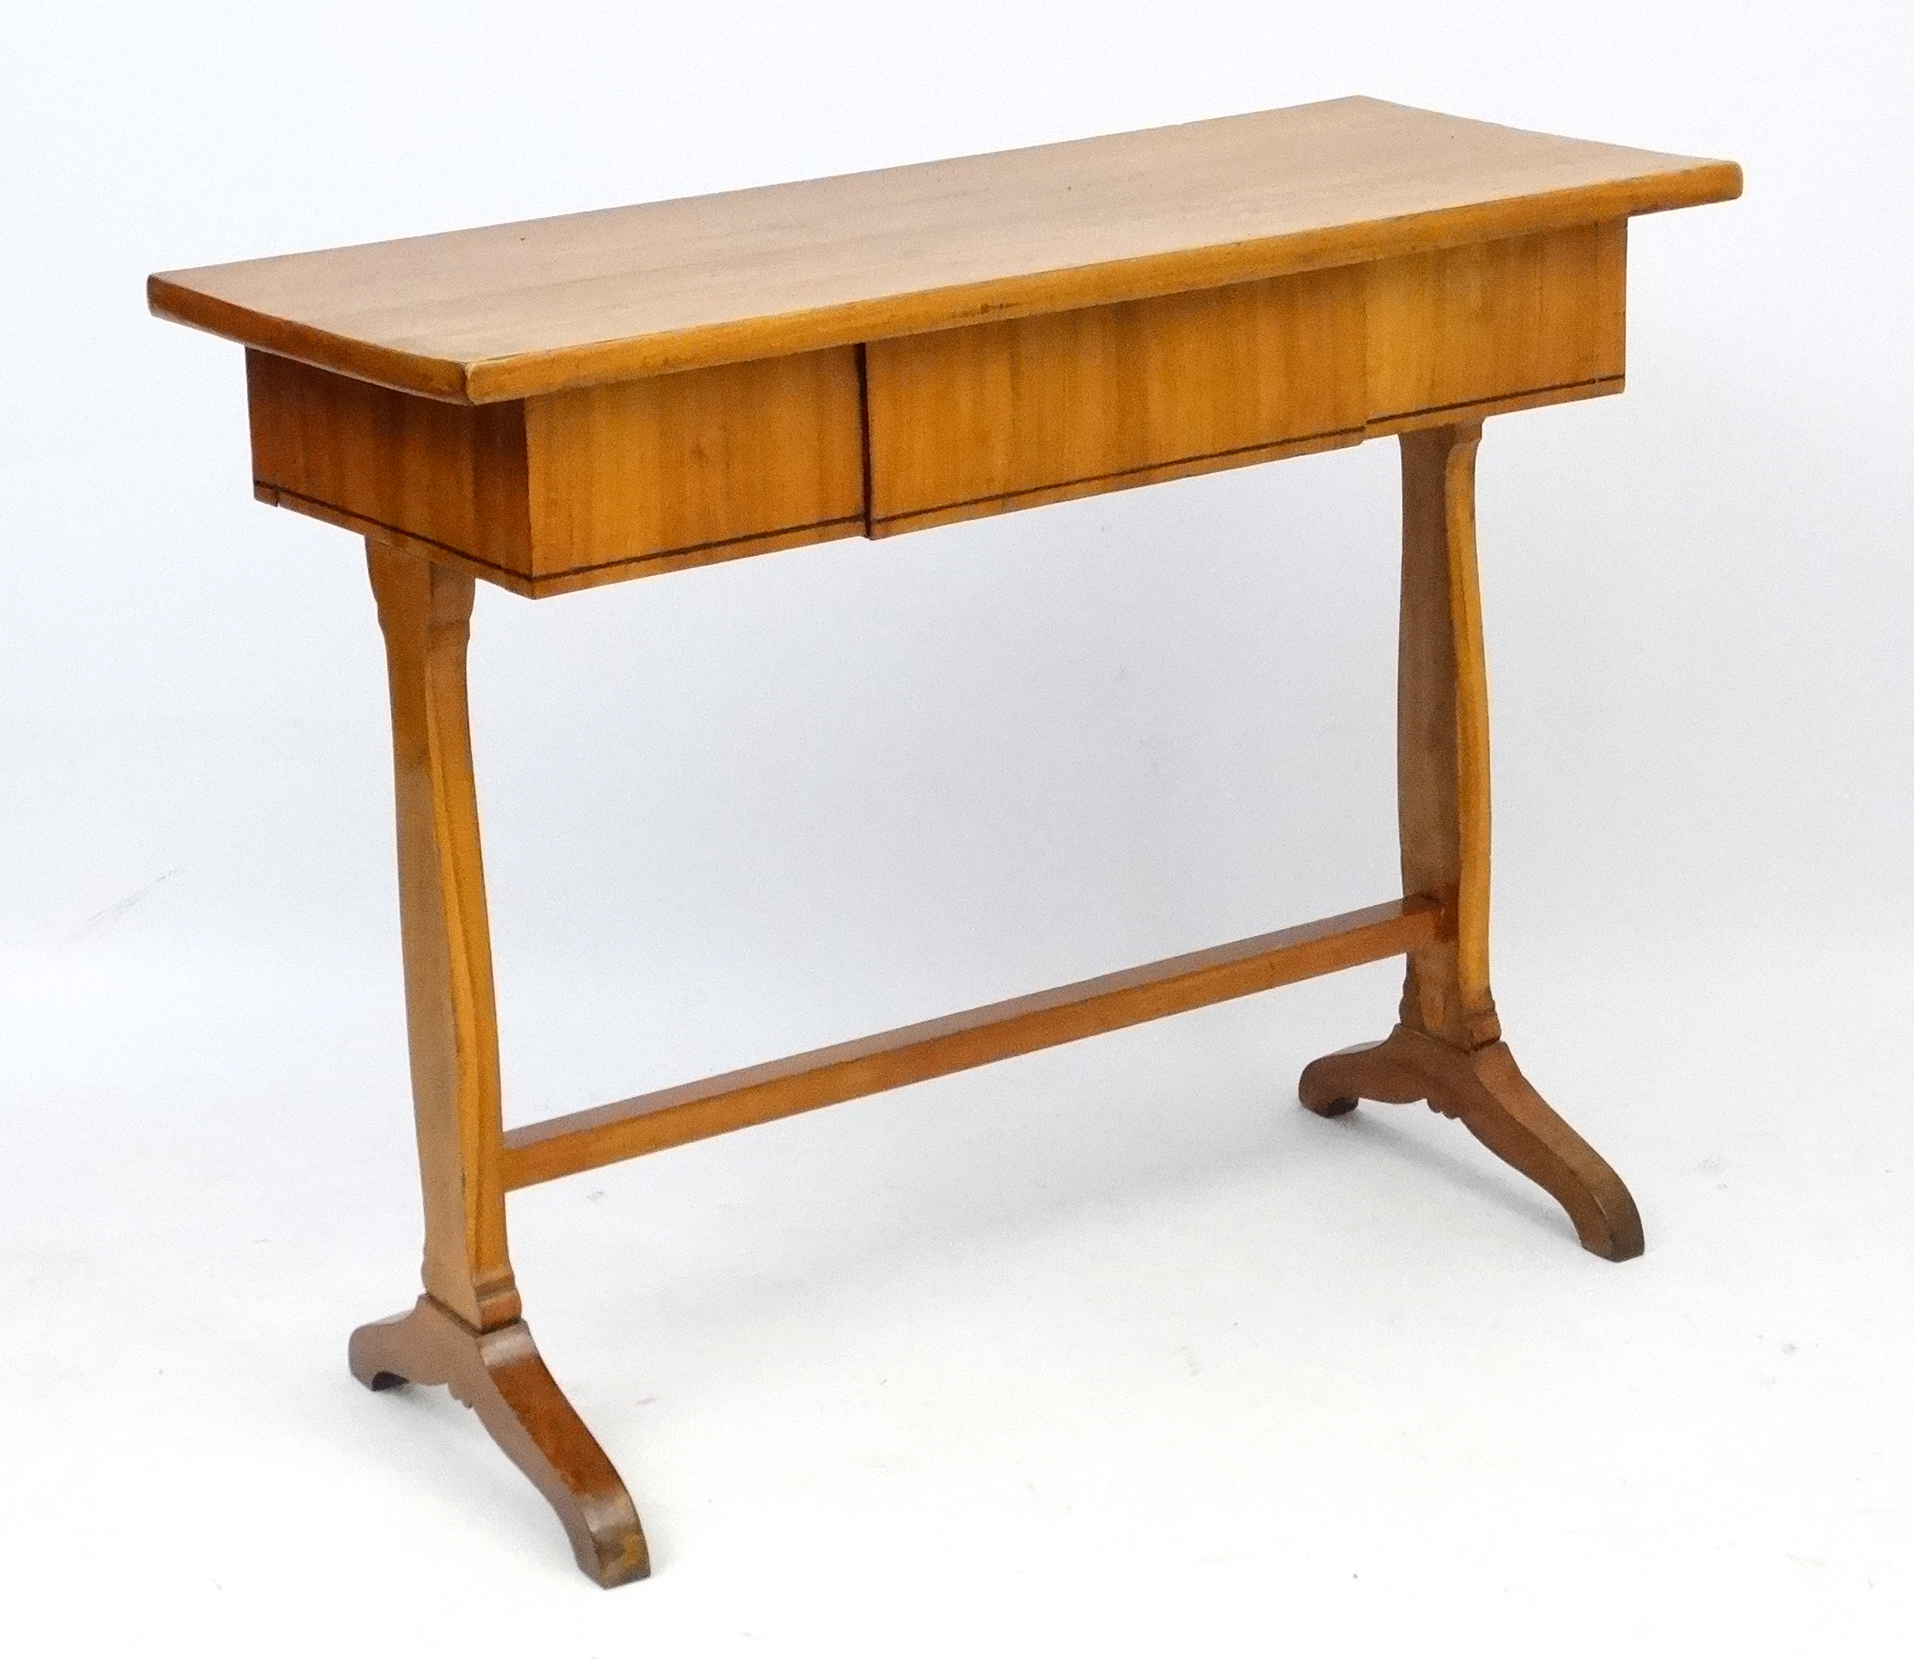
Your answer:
149,97 -> 1739,1585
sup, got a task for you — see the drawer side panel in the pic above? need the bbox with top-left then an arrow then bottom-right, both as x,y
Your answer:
246,350 -> 532,574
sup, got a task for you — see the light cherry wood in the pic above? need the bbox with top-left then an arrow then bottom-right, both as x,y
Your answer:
211,103 -> 1686,595
1397,423 -> 1500,1049
249,351 -> 531,571
359,543 -> 654,1574
149,99 -> 1736,1585
1296,424 -> 1641,1258
866,265 -> 1365,533
521,348 -> 864,582
1298,1025 -> 1643,1259
503,897 -> 1443,1189
1365,222 -> 1625,422
866,224 -> 1624,538
242,218 -> 1629,592
367,543 -> 518,1331
350,1296 -> 649,1585
150,97 -> 1734,401
252,347 -> 865,595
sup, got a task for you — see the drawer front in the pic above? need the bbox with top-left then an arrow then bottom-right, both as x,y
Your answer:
865,267 -> 1367,535
248,347 -> 865,596
1365,222 -> 1626,422
523,347 -> 866,586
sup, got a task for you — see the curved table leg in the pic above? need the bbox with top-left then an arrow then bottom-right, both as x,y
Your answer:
350,1296 -> 650,1586
1300,1024 -> 1643,1261
1301,426 -> 1643,1264
355,546 -> 649,1585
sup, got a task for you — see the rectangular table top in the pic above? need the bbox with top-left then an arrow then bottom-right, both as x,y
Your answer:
148,97 -> 1738,406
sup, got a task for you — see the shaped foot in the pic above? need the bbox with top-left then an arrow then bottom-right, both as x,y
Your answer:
349,1296 -> 650,1586
1299,1024 -> 1643,1261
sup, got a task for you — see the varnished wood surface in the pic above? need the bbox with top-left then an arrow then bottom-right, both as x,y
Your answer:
865,225 -> 1624,538
369,546 -> 519,1330
502,897 -> 1444,1190
1395,424 -> 1501,1050
350,1296 -> 650,1586
149,97 -> 1737,401
243,219 -> 1628,592
521,348 -> 865,579
1298,1024 -> 1643,1261
251,352 -> 535,573
252,348 -> 866,593
865,266 -> 1366,534
1365,222 -> 1625,424
147,101 -> 1733,1582
1298,423 -> 1641,1260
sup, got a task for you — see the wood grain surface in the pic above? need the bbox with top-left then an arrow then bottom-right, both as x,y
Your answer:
150,97 -> 1737,402
864,224 -> 1625,536
153,98 -> 1736,1586
251,347 -> 867,593
1365,222 -> 1625,421
245,219 -> 1628,588
1298,1024 -> 1643,1260
865,265 -> 1366,533
1394,424 -> 1501,1051
1296,422 -> 1642,1261
349,1296 -> 651,1586
367,545 -> 520,1331
502,896 -> 1444,1188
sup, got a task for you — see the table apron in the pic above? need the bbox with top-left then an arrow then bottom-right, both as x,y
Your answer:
244,222 -> 1626,598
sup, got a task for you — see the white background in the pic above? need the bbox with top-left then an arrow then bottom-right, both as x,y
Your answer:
2,2 -> 1909,1653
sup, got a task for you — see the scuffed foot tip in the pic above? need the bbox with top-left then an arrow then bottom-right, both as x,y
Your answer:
1300,1093 -> 1360,1118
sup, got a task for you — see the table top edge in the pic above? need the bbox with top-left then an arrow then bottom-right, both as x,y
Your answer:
148,101 -> 1741,405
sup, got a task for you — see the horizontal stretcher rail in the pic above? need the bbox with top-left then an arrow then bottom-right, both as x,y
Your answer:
500,894 -> 1446,1190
